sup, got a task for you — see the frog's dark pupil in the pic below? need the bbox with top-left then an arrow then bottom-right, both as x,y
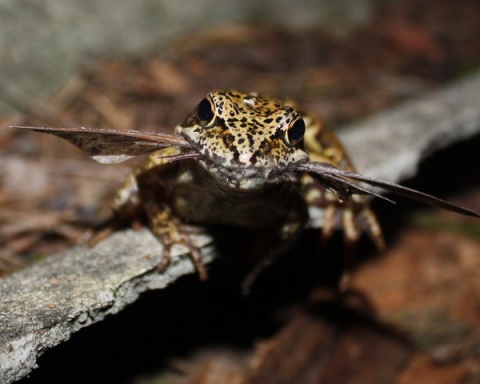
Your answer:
288,119 -> 305,143
197,98 -> 214,122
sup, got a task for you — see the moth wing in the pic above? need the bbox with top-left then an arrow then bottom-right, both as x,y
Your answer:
13,126 -> 191,164
300,162 -> 480,218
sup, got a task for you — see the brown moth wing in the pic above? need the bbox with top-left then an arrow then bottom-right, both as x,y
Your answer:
12,126 -> 193,164
298,162 -> 480,218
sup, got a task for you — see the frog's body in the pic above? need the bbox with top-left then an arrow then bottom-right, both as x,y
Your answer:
112,91 -> 383,284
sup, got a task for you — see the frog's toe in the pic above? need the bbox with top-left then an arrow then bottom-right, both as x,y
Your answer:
341,206 -> 385,250
156,247 -> 172,273
183,241 -> 209,281
321,204 -> 337,242
359,207 -> 385,250
160,235 -> 208,281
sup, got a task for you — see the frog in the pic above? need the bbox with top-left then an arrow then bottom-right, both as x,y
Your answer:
15,91 -> 479,290
110,91 -> 385,286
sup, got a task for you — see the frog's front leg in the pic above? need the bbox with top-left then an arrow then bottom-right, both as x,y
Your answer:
88,150 -> 172,244
99,148 -> 208,280
136,175 -> 208,281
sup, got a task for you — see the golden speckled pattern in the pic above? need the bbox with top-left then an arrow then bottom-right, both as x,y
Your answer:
109,90 -> 384,287
176,91 -> 309,191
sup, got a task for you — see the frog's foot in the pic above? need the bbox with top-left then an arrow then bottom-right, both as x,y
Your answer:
152,218 -> 209,281
84,201 -> 148,249
321,193 -> 385,251
85,214 -> 138,247
85,225 -> 114,248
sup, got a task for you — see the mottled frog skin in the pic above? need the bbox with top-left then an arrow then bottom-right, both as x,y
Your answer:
113,91 -> 383,285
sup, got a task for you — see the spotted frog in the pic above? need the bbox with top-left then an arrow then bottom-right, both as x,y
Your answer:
111,91 -> 385,285
17,91 -> 479,290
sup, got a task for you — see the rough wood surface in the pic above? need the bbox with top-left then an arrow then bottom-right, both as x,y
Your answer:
1,72 -> 480,383
0,230 -> 215,383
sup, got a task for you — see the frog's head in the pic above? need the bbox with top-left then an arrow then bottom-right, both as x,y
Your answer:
176,91 -> 308,192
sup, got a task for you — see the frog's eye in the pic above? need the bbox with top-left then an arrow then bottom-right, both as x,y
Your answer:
285,118 -> 305,146
197,98 -> 215,125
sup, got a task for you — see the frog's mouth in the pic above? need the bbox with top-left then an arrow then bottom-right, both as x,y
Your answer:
158,149 -> 271,193
198,157 -> 276,194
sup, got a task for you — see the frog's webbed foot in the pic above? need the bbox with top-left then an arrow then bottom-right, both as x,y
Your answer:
84,209 -> 208,280
306,186 -> 385,252
148,211 -> 209,281
131,161 -> 209,281
322,192 -> 385,250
